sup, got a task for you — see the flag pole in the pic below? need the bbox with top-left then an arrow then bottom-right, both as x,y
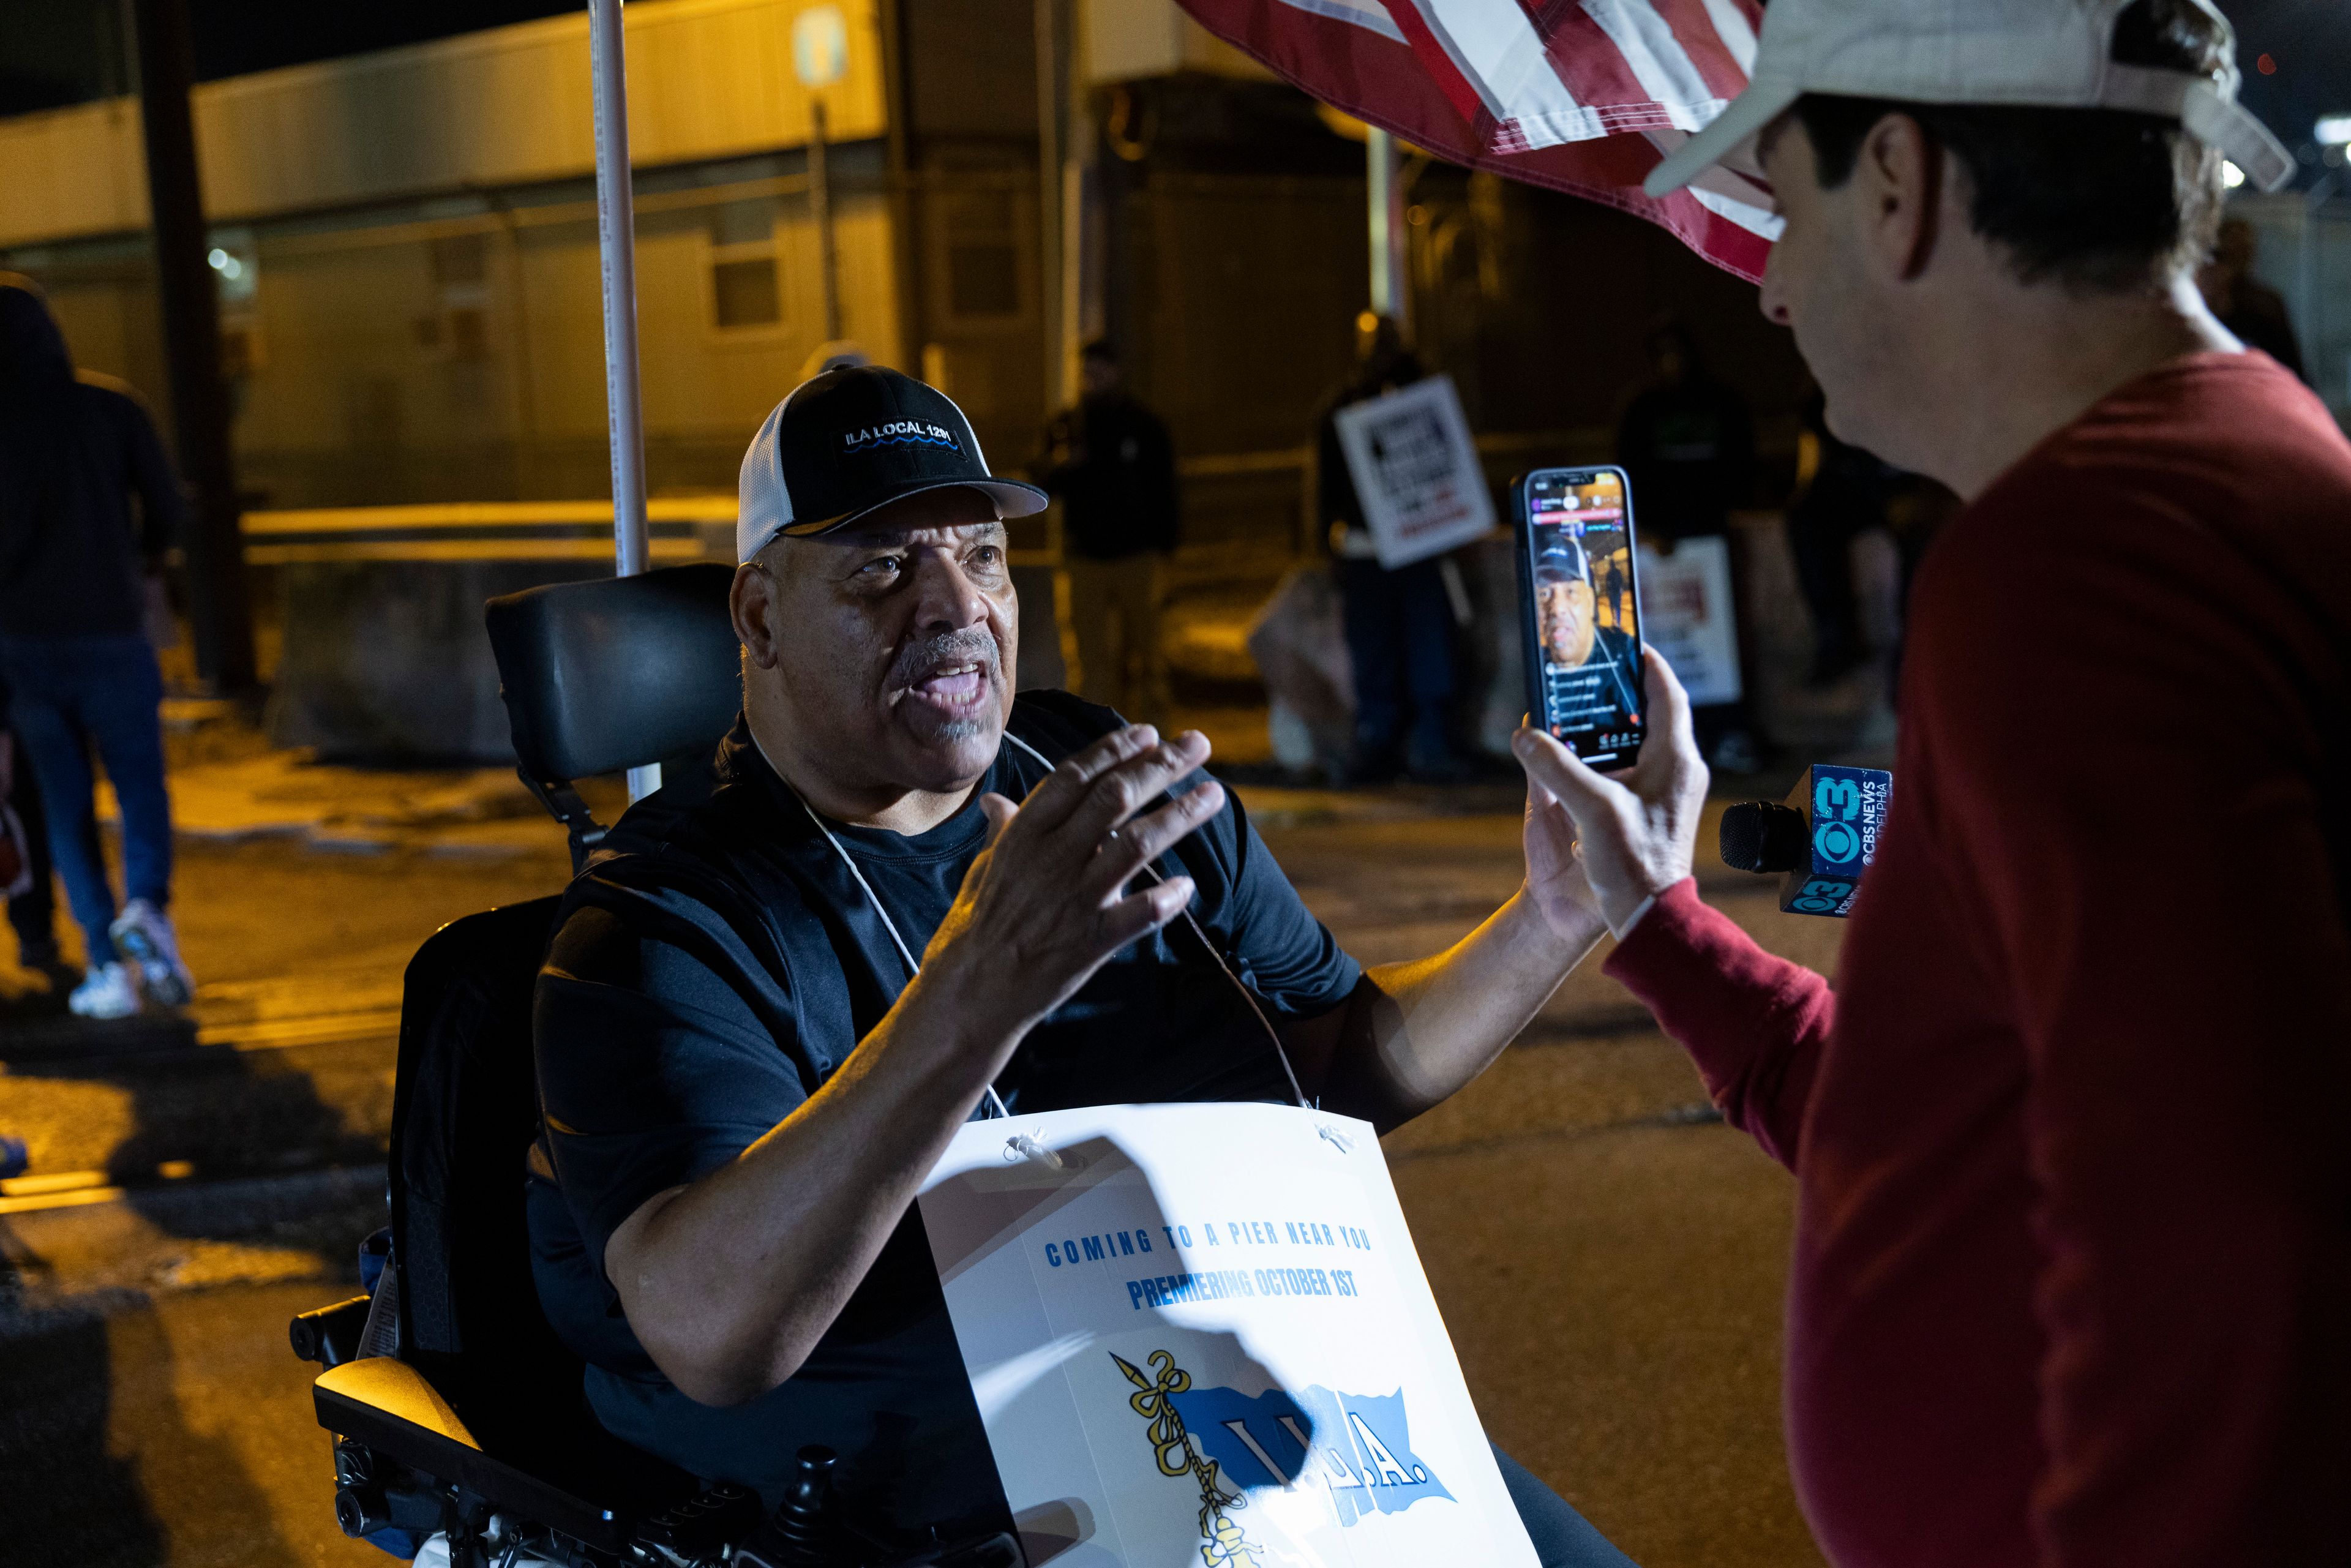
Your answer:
587,0 -> 660,800
1366,125 -> 1409,339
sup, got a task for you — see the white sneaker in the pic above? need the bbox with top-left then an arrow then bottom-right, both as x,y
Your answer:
110,899 -> 195,1009
69,961 -> 141,1019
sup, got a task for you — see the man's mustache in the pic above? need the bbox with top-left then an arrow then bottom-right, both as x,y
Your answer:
889,628 -> 1002,688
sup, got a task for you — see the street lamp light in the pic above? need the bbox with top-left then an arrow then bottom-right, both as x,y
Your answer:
2315,114 -> 2351,148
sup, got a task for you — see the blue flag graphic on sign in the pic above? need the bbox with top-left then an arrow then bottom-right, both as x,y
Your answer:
1168,1384 -> 1454,1526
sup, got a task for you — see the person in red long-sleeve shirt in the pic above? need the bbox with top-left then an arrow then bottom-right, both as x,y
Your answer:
1512,1 -> 2351,1563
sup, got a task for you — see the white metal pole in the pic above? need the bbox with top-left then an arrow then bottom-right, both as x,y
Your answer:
588,0 -> 660,799
589,0 -> 650,576
1367,126 -> 1408,333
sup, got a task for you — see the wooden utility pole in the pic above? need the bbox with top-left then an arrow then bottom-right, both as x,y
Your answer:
131,0 -> 257,693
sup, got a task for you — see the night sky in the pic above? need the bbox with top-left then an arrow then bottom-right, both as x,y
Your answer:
0,0 -> 2343,181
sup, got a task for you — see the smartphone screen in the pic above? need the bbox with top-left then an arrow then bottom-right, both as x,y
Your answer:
1517,466 -> 1646,766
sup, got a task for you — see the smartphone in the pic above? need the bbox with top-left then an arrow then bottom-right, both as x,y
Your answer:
1513,466 -> 1647,767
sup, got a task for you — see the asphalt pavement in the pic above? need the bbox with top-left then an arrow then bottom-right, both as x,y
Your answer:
0,757 -> 1842,1567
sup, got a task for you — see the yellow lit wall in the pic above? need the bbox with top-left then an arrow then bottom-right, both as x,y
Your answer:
0,0 -> 887,249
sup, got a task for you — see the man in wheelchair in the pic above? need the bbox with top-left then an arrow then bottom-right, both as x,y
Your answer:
522,367 -> 1632,1566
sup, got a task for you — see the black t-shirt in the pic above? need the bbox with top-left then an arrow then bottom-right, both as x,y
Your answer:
527,691 -> 1360,1532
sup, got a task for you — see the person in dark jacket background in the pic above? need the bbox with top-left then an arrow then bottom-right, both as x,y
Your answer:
1786,386 -> 1903,686
1032,339 -> 1179,721
1616,317 -> 1764,771
0,274 -> 193,1019
1786,386 -> 1957,692
1316,313 -> 1468,784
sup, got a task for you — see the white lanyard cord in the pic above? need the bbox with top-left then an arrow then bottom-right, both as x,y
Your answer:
795,735 -> 1311,1119
798,795 -> 1017,1121
1000,736 -> 1311,1112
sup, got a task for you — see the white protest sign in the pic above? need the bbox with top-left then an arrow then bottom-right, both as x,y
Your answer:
1636,536 -> 1744,706
915,1101 -> 1538,1568
1332,376 -> 1497,569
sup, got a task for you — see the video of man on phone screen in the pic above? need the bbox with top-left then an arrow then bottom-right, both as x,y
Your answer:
1529,473 -> 1642,752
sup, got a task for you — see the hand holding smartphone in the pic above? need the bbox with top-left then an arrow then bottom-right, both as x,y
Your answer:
1513,466 -> 1647,767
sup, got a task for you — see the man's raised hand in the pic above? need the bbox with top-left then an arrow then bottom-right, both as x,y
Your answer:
924,724 -> 1224,1039
1513,648 -> 1709,936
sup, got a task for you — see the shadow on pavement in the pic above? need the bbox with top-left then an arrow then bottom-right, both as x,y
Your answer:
0,1287 -> 312,1568
0,1298 -> 169,1564
0,1005 -> 381,1187
1,1000 -> 381,1566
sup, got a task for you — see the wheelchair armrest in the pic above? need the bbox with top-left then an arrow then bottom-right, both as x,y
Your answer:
290,1296 -> 374,1368
315,1357 -> 627,1551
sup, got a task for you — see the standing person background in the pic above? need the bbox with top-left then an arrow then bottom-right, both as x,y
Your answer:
1783,386 -> 1894,686
0,667 -> 73,997
0,275 -> 193,1019
1317,312 -> 1468,784
1032,340 -> 1179,723
1782,385 -> 1958,691
1614,317 -> 1763,771
1518,0 -> 2350,1561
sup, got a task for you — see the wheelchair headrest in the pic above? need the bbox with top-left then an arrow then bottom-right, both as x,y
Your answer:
485,563 -> 741,783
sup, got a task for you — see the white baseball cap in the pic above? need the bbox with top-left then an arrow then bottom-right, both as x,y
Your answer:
1644,0 -> 2293,202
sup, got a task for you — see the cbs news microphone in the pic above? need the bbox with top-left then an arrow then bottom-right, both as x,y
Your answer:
1719,764 -> 1891,917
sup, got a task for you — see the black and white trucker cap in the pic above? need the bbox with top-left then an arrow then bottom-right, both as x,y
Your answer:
735,366 -> 1048,562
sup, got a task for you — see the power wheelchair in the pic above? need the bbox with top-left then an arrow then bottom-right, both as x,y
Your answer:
287,565 -> 1018,1567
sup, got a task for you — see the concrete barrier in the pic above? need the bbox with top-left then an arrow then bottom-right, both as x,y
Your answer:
246,498 -> 1067,762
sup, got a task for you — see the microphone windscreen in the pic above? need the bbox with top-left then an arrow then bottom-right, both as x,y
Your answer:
1720,801 -> 1807,874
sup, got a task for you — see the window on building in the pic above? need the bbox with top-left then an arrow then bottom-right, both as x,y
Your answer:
430,233 -> 487,289
708,200 -> 782,331
929,186 -> 1026,326
948,242 -> 1019,318
447,306 -> 490,361
419,230 -> 492,363
713,257 -> 781,328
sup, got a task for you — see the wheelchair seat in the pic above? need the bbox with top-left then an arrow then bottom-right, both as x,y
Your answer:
292,566 -> 760,1567
300,895 -> 757,1564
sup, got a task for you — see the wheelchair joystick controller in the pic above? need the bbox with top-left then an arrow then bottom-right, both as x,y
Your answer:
741,1444 -> 841,1567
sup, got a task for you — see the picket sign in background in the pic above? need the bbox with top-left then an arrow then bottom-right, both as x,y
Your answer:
917,1102 -> 1539,1567
1636,536 -> 1745,706
1332,376 -> 1499,569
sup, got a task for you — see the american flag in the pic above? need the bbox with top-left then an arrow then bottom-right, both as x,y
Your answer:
1174,0 -> 1783,281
